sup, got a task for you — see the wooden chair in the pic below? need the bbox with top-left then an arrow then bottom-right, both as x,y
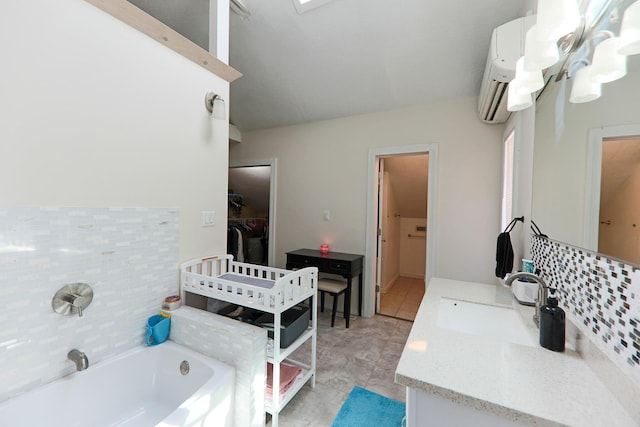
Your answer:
317,277 -> 348,327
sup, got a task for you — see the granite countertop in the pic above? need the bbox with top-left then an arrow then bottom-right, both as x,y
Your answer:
395,277 -> 636,427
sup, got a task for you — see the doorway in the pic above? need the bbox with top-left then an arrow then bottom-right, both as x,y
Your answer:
376,155 -> 428,321
586,125 -> 640,266
597,137 -> 640,263
364,144 -> 437,320
228,159 -> 277,266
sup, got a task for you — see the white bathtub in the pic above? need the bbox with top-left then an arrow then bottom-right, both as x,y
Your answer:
0,341 -> 235,427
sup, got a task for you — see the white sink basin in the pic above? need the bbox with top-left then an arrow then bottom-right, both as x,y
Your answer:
437,298 -> 537,347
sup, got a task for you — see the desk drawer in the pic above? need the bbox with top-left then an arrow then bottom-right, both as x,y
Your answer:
327,261 -> 350,274
287,255 -> 325,269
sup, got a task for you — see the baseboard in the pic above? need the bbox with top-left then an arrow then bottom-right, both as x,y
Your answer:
399,273 -> 424,280
381,273 -> 401,293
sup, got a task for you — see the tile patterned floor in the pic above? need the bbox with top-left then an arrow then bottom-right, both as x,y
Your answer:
379,277 -> 425,321
266,310 -> 412,427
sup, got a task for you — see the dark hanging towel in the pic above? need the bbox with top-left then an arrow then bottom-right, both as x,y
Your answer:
495,217 -> 522,278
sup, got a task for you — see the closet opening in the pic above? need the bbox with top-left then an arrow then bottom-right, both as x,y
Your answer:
227,161 -> 276,266
364,144 -> 437,320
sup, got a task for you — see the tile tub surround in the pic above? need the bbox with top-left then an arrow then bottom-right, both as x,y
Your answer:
531,236 -> 640,421
395,278 -> 637,426
0,207 -> 179,403
169,306 -> 268,427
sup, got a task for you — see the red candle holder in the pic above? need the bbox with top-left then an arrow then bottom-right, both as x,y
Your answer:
320,244 -> 329,254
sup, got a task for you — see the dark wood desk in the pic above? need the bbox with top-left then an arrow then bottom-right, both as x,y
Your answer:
286,249 -> 364,328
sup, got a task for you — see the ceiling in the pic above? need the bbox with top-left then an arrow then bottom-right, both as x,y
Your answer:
229,0 -> 528,131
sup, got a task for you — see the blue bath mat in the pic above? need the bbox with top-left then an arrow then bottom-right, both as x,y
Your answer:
331,386 -> 405,427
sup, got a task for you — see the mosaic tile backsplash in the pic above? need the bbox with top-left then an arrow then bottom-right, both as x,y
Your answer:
0,207 -> 179,403
532,236 -> 640,385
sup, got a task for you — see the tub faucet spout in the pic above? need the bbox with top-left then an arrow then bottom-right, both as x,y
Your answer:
68,349 -> 89,371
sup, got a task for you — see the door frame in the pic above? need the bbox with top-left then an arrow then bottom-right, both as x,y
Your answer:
585,124 -> 640,251
375,158 -> 385,314
228,157 -> 278,267
364,144 -> 438,318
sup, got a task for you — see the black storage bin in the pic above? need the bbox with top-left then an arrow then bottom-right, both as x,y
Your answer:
217,304 -> 263,323
254,304 -> 310,348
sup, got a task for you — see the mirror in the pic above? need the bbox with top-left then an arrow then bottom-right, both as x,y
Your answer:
531,0 -> 640,265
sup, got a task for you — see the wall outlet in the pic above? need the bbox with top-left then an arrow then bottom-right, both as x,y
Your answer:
202,211 -> 216,227
323,210 -> 331,221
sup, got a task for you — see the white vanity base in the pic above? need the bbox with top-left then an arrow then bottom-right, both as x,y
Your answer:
406,388 -> 526,427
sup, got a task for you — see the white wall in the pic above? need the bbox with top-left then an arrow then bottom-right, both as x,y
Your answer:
230,97 -> 504,291
532,69 -> 640,248
0,0 -> 232,404
400,218 -> 427,278
0,0 -> 230,262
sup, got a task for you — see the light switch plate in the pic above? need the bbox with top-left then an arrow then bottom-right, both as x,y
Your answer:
202,211 -> 216,227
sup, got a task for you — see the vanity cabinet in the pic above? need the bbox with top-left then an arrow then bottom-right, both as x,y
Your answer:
406,388 -> 526,427
396,277 -> 637,427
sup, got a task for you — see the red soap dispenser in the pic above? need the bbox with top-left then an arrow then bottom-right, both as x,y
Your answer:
539,288 -> 565,352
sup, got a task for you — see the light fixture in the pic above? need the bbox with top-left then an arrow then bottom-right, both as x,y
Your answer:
590,37 -> 627,83
618,0 -> 640,56
507,81 -> 533,111
205,92 -> 226,120
524,25 -> 560,71
536,0 -> 580,42
513,57 -> 544,95
569,64 -> 601,103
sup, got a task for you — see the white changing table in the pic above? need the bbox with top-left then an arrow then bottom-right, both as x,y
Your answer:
180,255 -> 317,427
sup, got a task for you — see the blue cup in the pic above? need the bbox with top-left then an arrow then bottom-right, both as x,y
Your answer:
145,314 -> 171,346
522,259 -> 534,273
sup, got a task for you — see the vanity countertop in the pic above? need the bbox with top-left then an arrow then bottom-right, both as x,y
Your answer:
395,277 -> 637,426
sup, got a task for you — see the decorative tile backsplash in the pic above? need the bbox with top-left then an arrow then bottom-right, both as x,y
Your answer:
0,207 -> 179,402
532,236 -> 640,385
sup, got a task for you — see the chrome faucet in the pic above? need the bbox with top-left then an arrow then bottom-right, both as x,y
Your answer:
504,271 -> 549,327
68,349 -> 89,371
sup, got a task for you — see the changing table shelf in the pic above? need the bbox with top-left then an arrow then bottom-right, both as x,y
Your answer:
265,366 -> 314,414
180,255 -> 317,427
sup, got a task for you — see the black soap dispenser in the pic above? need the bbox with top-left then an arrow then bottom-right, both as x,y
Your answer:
539,288 -> 565,352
